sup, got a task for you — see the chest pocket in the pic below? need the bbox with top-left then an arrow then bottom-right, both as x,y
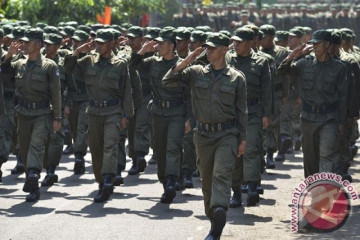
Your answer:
324,72 -> 337,94
30,73 -> 46,91
220,84 -> 236,106
194,79 -> 210,100
15,69 -> 26,89
85,68 -> 97,86
106,71 -> 120,89
246,66 -> 261,86
301,69 -> 314,90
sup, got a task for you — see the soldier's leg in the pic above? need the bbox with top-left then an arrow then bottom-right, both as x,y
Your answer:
152,114 -> 167,184
319,122 -> 338,174
11,112 -> 24,174
193,132 -> 216,218
266,96 -> 282,168
94,114 -> 120,203
182,130 -> 197,188
127,114 -> 136,160
277,100 -> 293,161
0,104 -> 15,180
243,113 -> 262,206
88,115 -> 104,183
42,118 -> 65,186
73,102 -> 88,174
128,112 -> 147,174
301,119 -> 320,177
114,130 -> 126,185
134,105 -> 151,158
21,114 -> 50,202
162,114 -> 185,203
62,117 -> 73,155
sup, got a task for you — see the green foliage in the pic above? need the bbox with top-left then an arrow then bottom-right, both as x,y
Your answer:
1,0 -> 169,25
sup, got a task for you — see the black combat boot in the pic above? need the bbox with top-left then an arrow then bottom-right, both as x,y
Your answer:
241,183 -> 249,193
136,156 -> 147,173
247,182 -> 260,207
205,207 -> 226,240
128,158 -> 138,175
23,168 -> 40,202
192,169 -> 200,178
148,154 -> 156,165
94,174 -> 114,203
174,175 -> 184,191
160,175 -> 176,203
278,135 -> 292,155
11,154 -> 25,175
294,134 -> 302,151
183,169 -> 194,188
230,186 -> 242,208
274,153 -> 285,162
41,166 -> 58,187
266,152 -> 275,169
62,144 -> 74,155
73,153 -> 85,174
114,164 -> 124,186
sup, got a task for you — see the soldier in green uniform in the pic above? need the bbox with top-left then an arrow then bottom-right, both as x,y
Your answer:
227,27 -> 272,207
131,27 -> 189,203
163,32 -> 247,240
41,33 -> 69,186
64,29 -> 133,203
259,25 -> 290,169
64,30 -> 90,174
1,28 -> 61,202
277,30 -> 347,177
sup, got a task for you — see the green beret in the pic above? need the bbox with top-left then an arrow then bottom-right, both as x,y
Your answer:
309,30 -> 332,43
219,30 -> 232,38
0,29 -> 3,38
190,30 -> 207,43
20,28 -> 44,42
66,21 -> 78,28
328,29 -> 342,45
127,26 -> 144,38
144,27 -> 161,39
77,25 -> 91,35
36,22 -> 48,29
44,33 -> 62,45
231,27 -> 254,41
176,27 -> 191,40
71,30 -> 89,42
60,26 -> 76,37
2,25 -> 13,35
94,29 -> 114,43
43,26 -> 60,35
204,32 -> 229,47
288,28 -> 304,38
275,31 -> 289,42
121,23 -> 132,30
8,26 -> 25,39
259,24 -> 276,36
155,26 -> 176,42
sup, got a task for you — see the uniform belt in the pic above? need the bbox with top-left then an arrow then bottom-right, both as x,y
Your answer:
3,91 -> 14,99
153,98 -> 184,108
76,87 -> 87,95
247,98 -> 259,106
274,83 -> 283,92
89,98 -> 120,108
19,99 -> 50,110
196,119 -> 236,132
303,102 -> 337,114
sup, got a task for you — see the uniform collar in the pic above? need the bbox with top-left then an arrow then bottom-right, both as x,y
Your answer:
203,62 -> 231,76
94,51 -> 117,64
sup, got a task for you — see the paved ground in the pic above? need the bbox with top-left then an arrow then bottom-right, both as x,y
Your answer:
0,144 -> 359,240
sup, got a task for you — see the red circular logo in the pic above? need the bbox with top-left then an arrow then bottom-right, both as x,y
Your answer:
300,181 -> 350,232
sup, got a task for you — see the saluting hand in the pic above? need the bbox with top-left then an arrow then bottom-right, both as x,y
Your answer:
184,120 -> 191,134
73,41 -> 95,56
138,40 -> 157,55
5,42 -> 23,61
120,117 -> 128,130
285,43 -> 307,62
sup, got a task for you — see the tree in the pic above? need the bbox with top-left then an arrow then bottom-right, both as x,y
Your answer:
1,0 -> 170,25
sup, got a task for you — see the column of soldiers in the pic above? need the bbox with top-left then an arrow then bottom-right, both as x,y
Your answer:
0,16 -> 359,239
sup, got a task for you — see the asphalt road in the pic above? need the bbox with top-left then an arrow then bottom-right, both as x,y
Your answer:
0,144 -> 359,240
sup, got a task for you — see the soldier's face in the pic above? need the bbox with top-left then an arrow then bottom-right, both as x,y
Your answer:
127,36 -> 143,52
157,40 -> 174,57
260,35 -> 274,49
176,39 -> 190,52
95,41 -> 112,55
205,45 -> 227,62
312,41 -> 329,57
189,41 -> 203,52
44,43 -> 60,56
233,40 -> 252,56
288,36 -> 302,50
22,40 -> 41,55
